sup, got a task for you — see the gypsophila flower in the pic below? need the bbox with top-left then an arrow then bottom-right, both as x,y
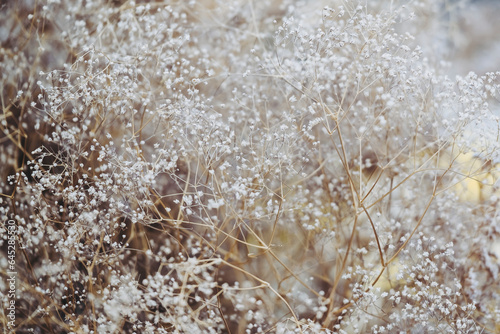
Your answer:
1,0 -> 500,333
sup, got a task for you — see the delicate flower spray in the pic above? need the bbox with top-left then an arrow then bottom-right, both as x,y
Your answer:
1,0 -> 499,333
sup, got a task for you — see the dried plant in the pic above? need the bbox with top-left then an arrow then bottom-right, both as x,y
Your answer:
1,0 -> 500,333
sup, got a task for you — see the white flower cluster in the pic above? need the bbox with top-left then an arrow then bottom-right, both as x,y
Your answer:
1,0 -> 499,333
